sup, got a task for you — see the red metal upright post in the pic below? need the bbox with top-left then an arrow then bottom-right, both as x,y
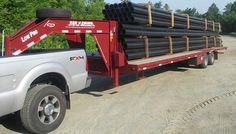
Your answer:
110,21 -> 120,87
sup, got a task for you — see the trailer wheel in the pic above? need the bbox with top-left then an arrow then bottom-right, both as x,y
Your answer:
36,8 -> 71,19
199,55 -> 208,68
208,53 -> 215,65
20,84 -> 66,134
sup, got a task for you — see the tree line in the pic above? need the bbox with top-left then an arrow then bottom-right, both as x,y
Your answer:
155,1 -> 236,33
0,0 -> 104,50
0,0 -> 104,34
0,0 -> 235,51
0,0 -> 236,35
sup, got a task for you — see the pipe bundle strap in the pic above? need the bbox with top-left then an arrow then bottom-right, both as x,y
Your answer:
167,36 -> 173,54
143,36 -> 149,58
147,3 -> 152,25
204,19 -> 207,31
171,12 -> 175,28
204,36 -> 209,48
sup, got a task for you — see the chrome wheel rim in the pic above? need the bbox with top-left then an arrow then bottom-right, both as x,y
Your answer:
37,95 -> 60,124
211,55 -> 214,62
204,57 -> 208,65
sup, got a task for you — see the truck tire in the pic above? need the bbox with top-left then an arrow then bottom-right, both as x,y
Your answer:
36,8 -> 71,19
199,55 -> 208,69
208,53 -> 215,65
20,84 -> 67,134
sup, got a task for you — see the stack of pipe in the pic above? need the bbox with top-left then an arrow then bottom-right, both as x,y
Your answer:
103,2 -> 222,60
123,37 -> 222,60
120,24 -> 218,37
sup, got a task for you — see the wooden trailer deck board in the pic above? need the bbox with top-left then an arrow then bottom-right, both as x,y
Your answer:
128,50 -> 201,65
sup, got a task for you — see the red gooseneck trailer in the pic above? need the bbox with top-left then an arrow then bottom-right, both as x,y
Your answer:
4,18 -> 226,87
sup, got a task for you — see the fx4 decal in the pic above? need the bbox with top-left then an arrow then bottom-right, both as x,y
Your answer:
70,56 -> 85,61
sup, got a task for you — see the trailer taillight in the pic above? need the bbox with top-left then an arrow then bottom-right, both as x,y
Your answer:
110,32 -> 114,42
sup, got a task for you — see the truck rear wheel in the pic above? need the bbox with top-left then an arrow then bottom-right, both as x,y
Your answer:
199,55 -> 208,68
20,84 -> 66,134
208,53 -> 215,65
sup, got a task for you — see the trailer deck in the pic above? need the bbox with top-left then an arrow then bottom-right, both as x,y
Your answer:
129,51 -> 201,65
127,47 -> 226,72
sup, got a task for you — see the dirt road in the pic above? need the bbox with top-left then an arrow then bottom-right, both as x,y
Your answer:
0,36 -> 236,134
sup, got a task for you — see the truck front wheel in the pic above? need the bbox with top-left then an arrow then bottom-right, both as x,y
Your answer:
20,84 -> 67,134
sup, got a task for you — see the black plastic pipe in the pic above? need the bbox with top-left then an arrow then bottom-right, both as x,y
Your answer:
123,29 -> 218,37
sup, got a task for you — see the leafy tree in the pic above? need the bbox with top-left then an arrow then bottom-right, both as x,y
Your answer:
176,8 -> 201,17
0,0 -> 32,34
154,1 -> 162,8
221,12 -> 236,32
175,9 -> 182,14
0,0 -> 105,51
84,0 -> 105,20
164,4 -> 170,10
205,3 -> 220,21
224,3 -> 233,15
71,0 -> 104,20
121,0 -> 130,2
220,1 -> 236,33
230,1 -> 236,12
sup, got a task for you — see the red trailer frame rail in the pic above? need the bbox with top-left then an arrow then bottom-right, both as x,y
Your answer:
127,47 -> 226,72
5,19 -> 112,56
4,18 -> 226,87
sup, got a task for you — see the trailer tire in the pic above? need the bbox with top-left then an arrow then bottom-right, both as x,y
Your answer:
20,84 -> 66,134
36,8 -> 71,19
208,53 -> 215,65
199,55 -> 208,68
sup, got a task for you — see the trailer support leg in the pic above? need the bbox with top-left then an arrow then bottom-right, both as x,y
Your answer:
113,68 -> 119,87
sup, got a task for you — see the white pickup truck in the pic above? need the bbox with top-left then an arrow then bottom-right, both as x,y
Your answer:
0,49 -> 91,133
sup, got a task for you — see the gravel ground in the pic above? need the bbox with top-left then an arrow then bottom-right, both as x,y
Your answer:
0,35 -> 235,134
